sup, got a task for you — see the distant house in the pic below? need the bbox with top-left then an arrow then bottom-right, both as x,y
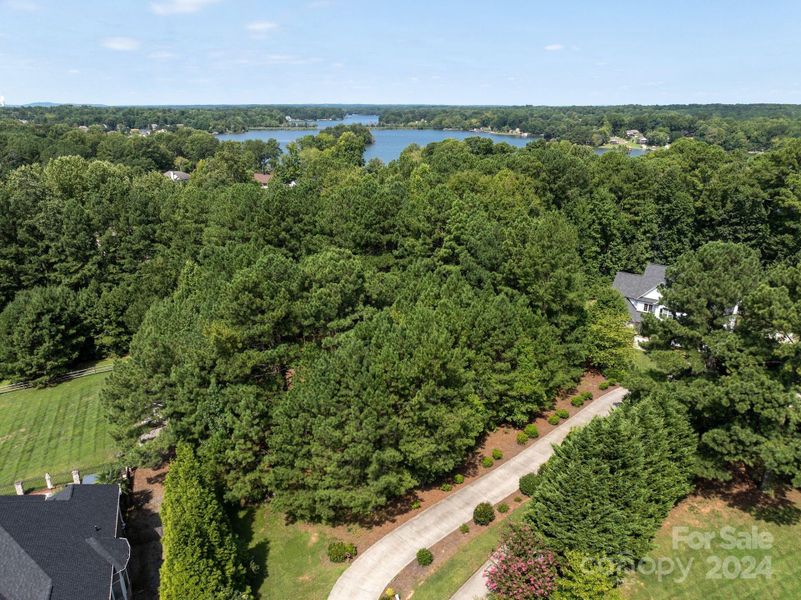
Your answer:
637,135 -> 648,145
253,172 -> 273,188
163,170 -> 190,182
612,263 -> 669,327
0,484 -> 131,600
625,129 -> 641,138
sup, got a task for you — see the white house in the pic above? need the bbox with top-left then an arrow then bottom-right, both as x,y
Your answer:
163,170 -> 190,182
612,263 -> 669,327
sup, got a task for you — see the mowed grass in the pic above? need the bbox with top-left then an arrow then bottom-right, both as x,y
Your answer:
0,372 -> 115,493
623,492 -> 801,599
413,506 -> 527,600
232,504 -> 349,600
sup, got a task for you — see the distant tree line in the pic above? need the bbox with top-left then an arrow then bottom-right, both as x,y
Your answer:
0,104 -> 347,132
378,104 -> 801,150
0,120 -> 282,178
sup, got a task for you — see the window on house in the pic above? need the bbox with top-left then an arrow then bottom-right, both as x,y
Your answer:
642,303 -> 655,313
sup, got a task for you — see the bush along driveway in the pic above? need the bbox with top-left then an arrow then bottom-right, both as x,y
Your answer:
327,386 -> 628,600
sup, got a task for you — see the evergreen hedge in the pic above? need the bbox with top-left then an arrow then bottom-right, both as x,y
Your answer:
526,397 -> 697,563
160,445 -> 251,600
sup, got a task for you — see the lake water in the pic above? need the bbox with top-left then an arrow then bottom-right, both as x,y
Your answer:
217,114 -> 645,161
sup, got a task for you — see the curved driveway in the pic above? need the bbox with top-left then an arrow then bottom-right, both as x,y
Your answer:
328,386 -> 628,600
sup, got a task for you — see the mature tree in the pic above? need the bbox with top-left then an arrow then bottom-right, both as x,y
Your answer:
645,243 -> 801,486
527,398 -> 696,563
583,285 -> 635,372
0,286 -> 88,383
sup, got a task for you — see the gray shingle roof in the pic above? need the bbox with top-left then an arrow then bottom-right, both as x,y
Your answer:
612,263 -> 667,300
0,484 -> 127,600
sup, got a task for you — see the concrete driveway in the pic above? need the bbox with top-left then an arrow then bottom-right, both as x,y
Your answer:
327,386 -> 627,600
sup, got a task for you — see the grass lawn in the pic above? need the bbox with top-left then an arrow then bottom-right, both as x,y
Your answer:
629,349 -> 656,374
623,491 -> 801,599
232,504 -> 350,600
412,507 -> 527,600
0,372 -> 115,493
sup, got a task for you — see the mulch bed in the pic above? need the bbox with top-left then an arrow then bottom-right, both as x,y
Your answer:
329,372 -> 616,592
127,464 -> 169,600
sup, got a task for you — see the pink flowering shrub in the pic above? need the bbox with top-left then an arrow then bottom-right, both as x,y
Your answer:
484,550 -> 557,598
483,523 -> 557,599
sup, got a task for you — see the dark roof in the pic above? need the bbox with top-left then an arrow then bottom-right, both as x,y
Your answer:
0,485 -> 128,600
622,297 -> 643,324
612,263 -> 667,300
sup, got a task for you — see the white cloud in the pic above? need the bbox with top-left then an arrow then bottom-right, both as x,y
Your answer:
246,20 -> 278,33
4,0 -> 40,11
101,37 -> 141,51
150,0 -> 219,16
149,50 -> 176,60
67,68 -> 80,75
544,43 -> 564,51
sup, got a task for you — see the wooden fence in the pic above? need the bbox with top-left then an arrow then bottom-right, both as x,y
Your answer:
0,363 -> 115,395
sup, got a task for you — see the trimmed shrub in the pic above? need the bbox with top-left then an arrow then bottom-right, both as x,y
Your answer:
492,448 -> 504,460
473,502 -> 496,525
516,431 -> 529,445
497,502 -> 509,514
327,541 -> 357,563
547,414 -> 561,426
571,395 -> 585,407
524,424 -> 539,439
582,391 -> 593,401
440,483 -> 453,492
416,548 -> 434,566
383,588 -> 396,599
411,500 -> 421,510
514,496 -> 523,503
519,472 -> 538,496
599,381 -> 610,390
160,445 -> 250,600
454,474 -> 465,484
460,523 -> 470,534
481,456 -> 494,468
607,379 -> 617,386
555,409 -> 569,420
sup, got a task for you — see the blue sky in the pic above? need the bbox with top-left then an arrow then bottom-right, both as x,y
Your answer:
1,0 -> 801,105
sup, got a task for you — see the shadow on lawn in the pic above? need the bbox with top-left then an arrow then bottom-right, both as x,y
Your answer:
696,473 -> 801,526
232,506 -> 270,592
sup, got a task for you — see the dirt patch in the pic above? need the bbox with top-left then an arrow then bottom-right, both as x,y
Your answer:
127,464 -> 169,600
318,372 -> 615,558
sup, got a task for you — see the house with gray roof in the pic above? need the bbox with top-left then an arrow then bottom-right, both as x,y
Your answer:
0,484 -> 131,600
163,170 -> 189,182
612,263 -> 669,327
